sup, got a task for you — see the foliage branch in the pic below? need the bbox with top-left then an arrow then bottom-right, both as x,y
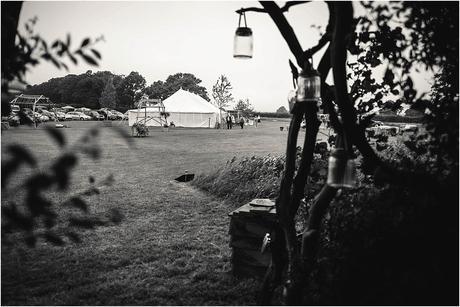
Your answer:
1,126 -> 131,247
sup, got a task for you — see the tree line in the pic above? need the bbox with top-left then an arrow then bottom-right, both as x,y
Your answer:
24,71 -> 210,112
24,71 -> 263,115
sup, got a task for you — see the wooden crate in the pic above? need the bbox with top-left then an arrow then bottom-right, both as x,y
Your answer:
228,199 -> 277,278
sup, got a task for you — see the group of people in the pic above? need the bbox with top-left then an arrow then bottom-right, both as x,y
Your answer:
223,114 -> 261,129
225,114 -> 245,129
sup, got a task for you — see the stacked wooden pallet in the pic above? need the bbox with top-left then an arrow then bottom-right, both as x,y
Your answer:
228,198 -> 277,277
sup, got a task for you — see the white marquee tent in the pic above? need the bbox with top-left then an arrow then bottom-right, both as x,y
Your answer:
128,89 -> 224,128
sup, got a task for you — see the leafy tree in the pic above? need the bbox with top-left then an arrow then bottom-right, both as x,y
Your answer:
348,1 -> 459,115
70,71 -> 105,109
276,106 -> 288,114
212,75 -> 234,127
235,98 -> 254,117
212,75 -> 233,109
99,77 -> 118,110
145,73 -> 209,101
115,71 -> 146,111
420,62 -> 459,164
24,71 -> 124,109
144,80 -> 166,99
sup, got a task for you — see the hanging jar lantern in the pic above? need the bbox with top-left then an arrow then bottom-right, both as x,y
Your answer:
296,61 -> 321,103
327,135 -> 356,188
233,11 -> 253,59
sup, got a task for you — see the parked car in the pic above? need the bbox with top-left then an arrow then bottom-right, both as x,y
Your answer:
110,110 -> 124,120
38,114 -> 50,122
39,109 -> 56,121
74,111 -> 91,120
8,114 -> 20,126
55,111 -> 66,121
76,107 -> 91,113
51,107 -> 65,113
31,111 -> 44,121
108,111 -> 117,120
65,112 -> 81,120
62,106 -> 75,113
98,109 -> 117,120
88,111 -> 104,120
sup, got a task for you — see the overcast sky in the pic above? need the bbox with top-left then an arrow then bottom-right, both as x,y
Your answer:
19,1 -> 433,112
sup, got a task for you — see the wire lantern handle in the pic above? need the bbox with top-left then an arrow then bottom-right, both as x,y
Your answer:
238,10 -> 248,28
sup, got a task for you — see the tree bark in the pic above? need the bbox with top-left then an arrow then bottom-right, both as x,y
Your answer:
1,1 -> 23,83
1,1 -> 23,60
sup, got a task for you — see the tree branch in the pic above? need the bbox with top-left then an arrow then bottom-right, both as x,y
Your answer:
327,2 -> 387,173
272,110 -> 303,305
330,2 -> 356,134
236,1 -> 310,14
301,184 -> 337,265
290,107 -> 320,219
323,84 -> 342,132
315,38 -> 341,133
276,112 -> 303,224
303,34 -> 330,59
260,1 -> 310,69
303,2 -> 334,60
281,106 -> 321,306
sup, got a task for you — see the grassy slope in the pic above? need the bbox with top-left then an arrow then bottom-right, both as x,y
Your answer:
1,119 -> 300,305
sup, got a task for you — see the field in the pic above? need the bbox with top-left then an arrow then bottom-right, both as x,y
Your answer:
1,119 -> 330,305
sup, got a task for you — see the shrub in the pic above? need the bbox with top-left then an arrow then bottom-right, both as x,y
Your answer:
306,139 -> 458,305
192,154 -> 285,207
195,135 -> 457,305
133,123 -> 149,137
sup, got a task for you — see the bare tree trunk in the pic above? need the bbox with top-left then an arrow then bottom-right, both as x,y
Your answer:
256,2 -> 355,305
1,2 -> 23,62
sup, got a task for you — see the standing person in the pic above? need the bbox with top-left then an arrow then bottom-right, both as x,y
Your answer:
230,114 -> 235,129
239,117 -> 245,129
226,114 -> 231,129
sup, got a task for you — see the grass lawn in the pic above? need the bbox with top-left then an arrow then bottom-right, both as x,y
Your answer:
1,119 -> 321,305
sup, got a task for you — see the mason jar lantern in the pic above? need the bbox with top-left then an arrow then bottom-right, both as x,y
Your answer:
296,67 -> 321,103
234,11 -> 253,59
327,148 -> 357,188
